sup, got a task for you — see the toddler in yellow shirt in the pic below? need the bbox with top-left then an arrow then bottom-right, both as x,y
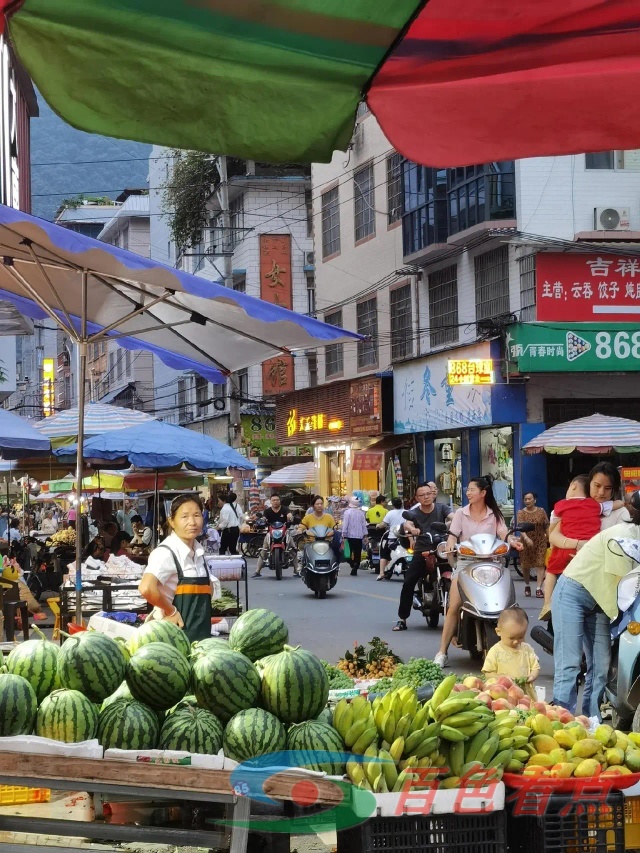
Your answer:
482,607 -> 540,701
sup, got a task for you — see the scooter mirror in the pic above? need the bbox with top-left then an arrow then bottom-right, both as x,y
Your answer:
515,522 -> 535,533
430,522 -> 448,533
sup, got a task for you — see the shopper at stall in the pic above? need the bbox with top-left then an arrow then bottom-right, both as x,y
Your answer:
551,490 -> 640,720
516,492 -> 548,598
341,497 -> 368,576
110,531 -> 133,557
39,510 -> 58,536
217,492 -> 243,555
433,477 -> 523,664
139,494 -> 211,642
130,514 -> 152,547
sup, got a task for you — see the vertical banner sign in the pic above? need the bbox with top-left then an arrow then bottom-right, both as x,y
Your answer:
260,234 -> 293,309
262,355 -> 295,394
42,358 -> 54,416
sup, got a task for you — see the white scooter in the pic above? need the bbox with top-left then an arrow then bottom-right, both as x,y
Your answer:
384,526 -> 414,580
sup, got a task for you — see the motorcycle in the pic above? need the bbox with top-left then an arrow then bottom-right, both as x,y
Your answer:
239,515 -> 268,558
444,521 -> 535,660
384,527 -> 414,580
300,524 -> 340,599
264,520 -> 291,581
412,521 -> 451,628
361,524 -> 384,573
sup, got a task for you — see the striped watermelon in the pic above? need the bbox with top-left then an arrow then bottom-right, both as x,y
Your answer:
36,689 -> 99,742
0,673 -> 37,736
57,632 -> 127,703
192,647 -> 261,723
126,642 -> 191,711
190,637 -> 229,660
261,645 -> 329,724
167,695 -> 198,714
286,720 -> 345,774
97,698 -> 160,750
127,620 -> 190,660
6,636 -> 58,703
223,708 -> 286,762
159,705 -> 223,754
101,681 -> 134,710
228,609 -> 288,662
317,708 -> 333,726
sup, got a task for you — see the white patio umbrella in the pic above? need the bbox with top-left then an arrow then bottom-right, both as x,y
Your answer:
261,461 -> 317,487
0,205 -> 359,622
523,414 -> 640,455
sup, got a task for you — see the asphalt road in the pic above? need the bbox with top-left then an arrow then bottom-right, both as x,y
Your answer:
239,557 -> 555,698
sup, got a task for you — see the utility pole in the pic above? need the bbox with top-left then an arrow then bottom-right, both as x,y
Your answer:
216,156 -> 242,451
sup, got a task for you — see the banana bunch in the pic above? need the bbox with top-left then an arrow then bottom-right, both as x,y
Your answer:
333,696 -> 378,754
420,674 -> 494,743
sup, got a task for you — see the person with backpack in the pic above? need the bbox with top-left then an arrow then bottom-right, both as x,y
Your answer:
217,491 -> 243,555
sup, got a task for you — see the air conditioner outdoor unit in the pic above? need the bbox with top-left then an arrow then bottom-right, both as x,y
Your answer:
594,206 -> 630,231
305,251 -> 315,266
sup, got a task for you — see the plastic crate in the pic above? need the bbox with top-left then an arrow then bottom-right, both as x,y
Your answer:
624,795 -> 640,850
0,786 -> 50,805
506,791 -> 625,853
337,811 -> 507,853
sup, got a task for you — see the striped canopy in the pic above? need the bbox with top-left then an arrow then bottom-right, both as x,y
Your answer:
261,461 -> 317,487
523,414 -> 640,456
3,1 -> 640,167
34,404 -> 154,443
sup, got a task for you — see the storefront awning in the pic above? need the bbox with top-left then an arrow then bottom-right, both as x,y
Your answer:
352,435 -> 412,470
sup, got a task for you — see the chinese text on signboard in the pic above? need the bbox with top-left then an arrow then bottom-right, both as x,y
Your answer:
537,253 -> 640,322
286,409 -> 344,438
506,323 -> 640,372
42,358 -> 54,417
447,359 -> 494,386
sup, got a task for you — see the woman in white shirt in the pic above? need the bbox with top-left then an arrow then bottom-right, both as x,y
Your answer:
217,491 -> 243,555
139,495 -> 211,642
40,511 -> 58,536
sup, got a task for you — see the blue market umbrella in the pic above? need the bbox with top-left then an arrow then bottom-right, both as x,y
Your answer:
0,408 -> 50,459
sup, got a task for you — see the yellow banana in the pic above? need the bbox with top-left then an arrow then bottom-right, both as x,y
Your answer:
366,758 -> 382,787
383,711 -> 396,743
440,726 -> 469,742
430,675 -> 458,712
389,736 -> 405,763
352,727 -> 379,754
440,711 -> 486,728
333,700 -> 353,738
394,713 -> 412,741
346,760 -> 366,786
408,704 -> 430,734
344,719 -> 368,748
351,695 -> 370,720
392,769 -> 413,793
379,749 -> 398,790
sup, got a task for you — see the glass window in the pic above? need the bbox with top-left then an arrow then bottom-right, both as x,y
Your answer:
475,246 -> 510,322
212,382 -> 226,408
402,162 -> 448,255
116,350 -> 123,380
321,187 -> 340,258
233,274 -> 246,293
585,150 -> 640,170
125,349 -> 131,376
237,368 -> 249,400
324,310 -> 343,376
109,351 -> 116,384
428,265 -> 459,348
305,189 -> 313,237
229,196 -> 244,249
195,376 -> 209,413
519,254 -> 536,322
357,297 -> 378,368
306,273 -> 316,315
390,284 -> 413,360
354,163 -> 375,242
387,153 -> 402,225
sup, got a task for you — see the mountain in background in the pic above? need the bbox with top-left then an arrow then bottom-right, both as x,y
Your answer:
30,95 -> 151,221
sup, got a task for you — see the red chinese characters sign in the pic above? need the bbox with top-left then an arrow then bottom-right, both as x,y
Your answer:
259,234 -> 292,309
537,253 -> 640,322
352,451 -> 384,471
262,355 -> 295,394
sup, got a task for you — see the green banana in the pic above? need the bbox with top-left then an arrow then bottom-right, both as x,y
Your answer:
486,748 -> 514,770
333,700 -> 353,738
364,744 -> 378,760
404,728 -> 430,756
394,713 -> 412,740
408,704 -> 430,734
392,769 -> 411,793
346,760 -> 366,786
456,722 -> 487,738
465,727 -> 491,763
440,711 -> 486,728
513,749 -> 531,762
440,725 -> 469,742
383,712 -> 396,744
430,674 -> 457,712
434,697 -> 479,721
475,735 -> 500,766
374,705 -> 386,734
366,759 -> 382,787
378,749 -> 398,790
352,727 -> 379,754
449,740 -> 465,777
461,760 -> 484,777
498,737 -> 515,751
344,719 -> 368,748
506,758 -> 524,772
389,737 -> 405,764
512,736 -> 531,749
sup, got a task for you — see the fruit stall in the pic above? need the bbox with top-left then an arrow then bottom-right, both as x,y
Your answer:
0,612 -> 639,852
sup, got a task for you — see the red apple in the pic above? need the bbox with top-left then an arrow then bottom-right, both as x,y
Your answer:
507,685 -> 525,703
463,676 -> 484,690
488,685 -> 509,700
476,693 -> 493,707
546,707 -> 560,721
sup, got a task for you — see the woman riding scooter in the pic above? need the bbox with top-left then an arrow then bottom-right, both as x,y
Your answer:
434,477 -> 523,667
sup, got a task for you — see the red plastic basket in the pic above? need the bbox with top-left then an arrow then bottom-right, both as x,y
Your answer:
503,771 -> 640,794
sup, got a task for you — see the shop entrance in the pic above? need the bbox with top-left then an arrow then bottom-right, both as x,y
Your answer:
321,450 -> 347,497
434,434 -> 462,507
480,426 -> 514,524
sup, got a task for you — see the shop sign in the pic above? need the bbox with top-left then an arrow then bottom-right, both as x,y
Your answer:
537,253 -> 640,323
286,409 -> 344,437
394,343 -> 493,434
262,354 -> 295,394
352,451 -> 384,471
447,359 -> 494,386
621,468 -> 640,480
276,382 -> 351,444
350,377 -> 382,436
506,323 -> 640,372
42,358 -> 54,417
241,414 -> 277,457
259,234 -> 292,309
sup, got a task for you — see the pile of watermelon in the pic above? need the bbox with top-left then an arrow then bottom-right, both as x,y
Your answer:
0,609 -> 343,769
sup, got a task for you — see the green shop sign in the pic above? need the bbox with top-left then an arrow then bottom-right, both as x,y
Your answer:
506,323 -> 640,372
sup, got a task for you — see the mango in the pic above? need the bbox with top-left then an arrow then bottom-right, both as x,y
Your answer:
605,747 -> 625,766
531,714 -> 555,737
549,762 -> 575,779
570,738 -> 602,759
573,759 -> 601,778
615,732 -> 630,751
527,754 -> 555,768
554,730 -> 577,749
626,749 -> 640,773
551,721 -> 563,731
602,765 -> 632,776
523,766 -> 548,777
548,748 -> 568,764
628,732 -> 640,748
594,724 -> 617,748
565,722 -> 588,740
532,735 -> 558,754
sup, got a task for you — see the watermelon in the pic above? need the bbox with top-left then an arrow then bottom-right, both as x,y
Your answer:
101,681 -> 134,710
6,636 -> 58,703
97,698 -> 160,750
192,647 -> 261,723
228,609 -> 288,662
286,720 -> 345,774
223,708 -> 286,762
261,645 -> 329,724
0,673 -> 37,736
126,642 -> 191,711
317,708 -> 333,726
57,632 -> 127,703
36,689 -> 99,742
167,695 -> 198,715
159,705 -> 223,754
127,620 -> 190,660
190,637 -> 229,660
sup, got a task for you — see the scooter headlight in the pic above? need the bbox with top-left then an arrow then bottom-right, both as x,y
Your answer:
314,542 -> 330,555
471,565 -> 501,586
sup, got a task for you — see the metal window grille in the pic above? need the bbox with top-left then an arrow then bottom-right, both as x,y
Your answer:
212,382 -> 226,409
475,246 -> 510,322
196,376 -> 209,414
305,189 -> 313,237
429,265 -> 459,348
354,164 -> 375,242
357,297 -> 378,368
519,254 -> 536,321
390,284 -> 413,360
387,154 -> 403,225
306,274 -> 316,315
321,187 -> 340,258
116,350 -> 123,380
324,310 -> 343,376
585,150 -> 640,170
177,377 -> 188,420
229,196 -> 244,249
237,368 -> 249,400
125,349 -> 132,376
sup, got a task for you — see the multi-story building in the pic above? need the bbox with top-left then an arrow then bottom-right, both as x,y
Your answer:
394,149 -> 640,514
274,107 -> 415,497
149,149 -> 315,475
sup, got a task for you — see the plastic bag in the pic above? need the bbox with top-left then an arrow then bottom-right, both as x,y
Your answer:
343,538 -> 351,560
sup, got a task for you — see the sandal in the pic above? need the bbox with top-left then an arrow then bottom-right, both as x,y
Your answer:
536,588 -> 544,598
451,636 -> 462,649
392,620 -> 407,631
524,585 -> 531,597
